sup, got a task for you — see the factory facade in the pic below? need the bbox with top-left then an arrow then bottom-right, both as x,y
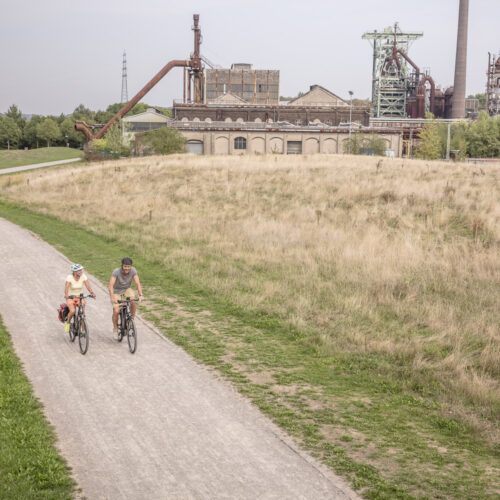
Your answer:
122,61 -> 401,157
123,108 -> 403,157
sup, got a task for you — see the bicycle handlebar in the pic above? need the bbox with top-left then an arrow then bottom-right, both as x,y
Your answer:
68,294 -> 95,299
117,298 -> 140,304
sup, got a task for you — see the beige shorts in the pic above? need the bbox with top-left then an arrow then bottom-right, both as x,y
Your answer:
113,288 -> 135,302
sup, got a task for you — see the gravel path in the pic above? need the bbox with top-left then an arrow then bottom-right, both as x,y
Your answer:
0,157 -> 81,175
0,218 -> 358,500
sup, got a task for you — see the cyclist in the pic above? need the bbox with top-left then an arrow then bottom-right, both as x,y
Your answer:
64,263 -> 96,333
108,257 -> 143,340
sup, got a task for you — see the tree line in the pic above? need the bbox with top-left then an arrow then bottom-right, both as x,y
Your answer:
0,103 -> 171,150
416,112 -> 500,160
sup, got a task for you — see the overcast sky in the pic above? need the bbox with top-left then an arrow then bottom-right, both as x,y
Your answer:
1,0 -> 498,115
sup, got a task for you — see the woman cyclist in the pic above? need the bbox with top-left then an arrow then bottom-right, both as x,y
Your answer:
64,263 -> 96,333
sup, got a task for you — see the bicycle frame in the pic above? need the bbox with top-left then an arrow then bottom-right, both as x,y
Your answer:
68,294 -> 93,354
117,297 -> 139,353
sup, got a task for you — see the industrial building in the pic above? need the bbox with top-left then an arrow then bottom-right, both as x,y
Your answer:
77,1 -> 482,159
173,83 -> 367,126
205,64 -> 280,105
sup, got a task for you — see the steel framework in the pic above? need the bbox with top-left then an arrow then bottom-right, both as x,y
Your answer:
121,51 -> 128,103
487,52 -> 500,116
363,24 -> 423,118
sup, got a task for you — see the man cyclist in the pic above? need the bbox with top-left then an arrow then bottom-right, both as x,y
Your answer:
64,263 -> 96,333
108,257 -> 143,340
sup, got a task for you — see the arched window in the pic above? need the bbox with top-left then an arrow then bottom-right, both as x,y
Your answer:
234,137 -> 247,150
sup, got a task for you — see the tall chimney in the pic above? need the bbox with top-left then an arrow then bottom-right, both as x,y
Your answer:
451,0 -> 469,118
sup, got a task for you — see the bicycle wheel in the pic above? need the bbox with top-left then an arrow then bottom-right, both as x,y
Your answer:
69,319 -> 77,343
126,317 -> 137,354
78,317 -> 89,355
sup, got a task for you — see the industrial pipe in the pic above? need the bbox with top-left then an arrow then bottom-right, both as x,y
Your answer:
416,75 -> 436,117
96,59 -> 190,139
75,14 -> 203,141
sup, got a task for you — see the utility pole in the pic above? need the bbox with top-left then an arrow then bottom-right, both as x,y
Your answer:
121,51 -> 128,103
446,122 -> 451,160
348,90 -> 353,154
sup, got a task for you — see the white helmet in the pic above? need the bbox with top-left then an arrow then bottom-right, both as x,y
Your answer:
70,263 -> 84,272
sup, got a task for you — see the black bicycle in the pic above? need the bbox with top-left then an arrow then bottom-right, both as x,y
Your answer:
117,298 -> 138,354
68,294 -> 94,355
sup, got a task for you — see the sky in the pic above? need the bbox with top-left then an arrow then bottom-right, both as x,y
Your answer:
1,0 -> 498,115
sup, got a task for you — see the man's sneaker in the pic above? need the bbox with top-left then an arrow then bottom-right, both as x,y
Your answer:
64,322 -> 70,334
113,328 -> 119,340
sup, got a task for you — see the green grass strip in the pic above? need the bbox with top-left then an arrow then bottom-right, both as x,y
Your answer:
0,147 -> 82,169
0,316 -> 74,499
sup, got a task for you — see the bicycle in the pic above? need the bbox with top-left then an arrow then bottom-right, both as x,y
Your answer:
67,293 -> 94,355
117,297 -> 138,354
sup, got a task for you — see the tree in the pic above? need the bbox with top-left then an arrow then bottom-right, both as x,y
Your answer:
36,118 -> 61,147
344,134 -> 386,156
365,135 -> 387,156
60,117 -> 83,147
0,116 -> 22,149
465,112 -> 500,158
415,115 -> 442,159
23,116 -> 43,148
343,133 -> 362,154
134,126 -> 185,155
449,122 -> 468,160
72,104 -> 95,122
104,124 -> 124,154
5,104 -> 25,131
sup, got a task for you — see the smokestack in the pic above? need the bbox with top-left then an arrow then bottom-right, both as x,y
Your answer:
451,0 -> 469,118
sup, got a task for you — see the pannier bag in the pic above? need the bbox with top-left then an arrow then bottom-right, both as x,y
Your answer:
57,303 -> 69,323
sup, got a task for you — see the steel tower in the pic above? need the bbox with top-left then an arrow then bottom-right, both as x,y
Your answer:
363,24 -> 423,117
121,51 -> 128,103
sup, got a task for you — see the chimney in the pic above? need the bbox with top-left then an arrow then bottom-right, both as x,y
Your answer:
451,0 -> 469,118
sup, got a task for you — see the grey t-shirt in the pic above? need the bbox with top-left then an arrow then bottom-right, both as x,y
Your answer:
112,267 -> 137,293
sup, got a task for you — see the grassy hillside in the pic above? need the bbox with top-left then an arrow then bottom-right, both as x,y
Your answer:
1,154 -> 498,498
0,147 -> 82,169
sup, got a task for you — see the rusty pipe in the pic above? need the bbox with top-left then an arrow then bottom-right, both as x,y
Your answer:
74,121 -> 97,141
416,75 -> 436,117
396,49 -> 420,82
92,59 -> 190,139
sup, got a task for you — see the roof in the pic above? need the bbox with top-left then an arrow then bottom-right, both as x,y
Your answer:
208,92 -> 248,105
288,85 -> 349,107
122,108 -> 169,123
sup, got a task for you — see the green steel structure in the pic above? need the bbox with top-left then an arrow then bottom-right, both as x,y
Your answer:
363,24 -> 423,118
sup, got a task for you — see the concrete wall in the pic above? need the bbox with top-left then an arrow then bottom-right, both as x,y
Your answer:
179,129 -> 402,157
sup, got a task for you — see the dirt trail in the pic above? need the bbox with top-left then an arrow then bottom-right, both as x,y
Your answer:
0,218 -> 358,499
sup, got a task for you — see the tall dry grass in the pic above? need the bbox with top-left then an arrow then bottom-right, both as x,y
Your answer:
2,154 -> 499,430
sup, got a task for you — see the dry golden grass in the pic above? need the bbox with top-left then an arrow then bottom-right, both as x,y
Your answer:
2,154 -> 499,432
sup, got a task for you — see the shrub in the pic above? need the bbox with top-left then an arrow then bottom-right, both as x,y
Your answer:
134,126 -> 185,156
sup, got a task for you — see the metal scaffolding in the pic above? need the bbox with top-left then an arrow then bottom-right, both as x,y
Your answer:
121,51 -> 128,103
487,53 -> 500,116
363,23 -> 423,118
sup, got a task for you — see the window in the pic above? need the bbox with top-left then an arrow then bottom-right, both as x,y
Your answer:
234,137 -> 247,150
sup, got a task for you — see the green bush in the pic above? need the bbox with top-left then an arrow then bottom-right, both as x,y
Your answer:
134,126 -> 185,155
84,125 -> 130,161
